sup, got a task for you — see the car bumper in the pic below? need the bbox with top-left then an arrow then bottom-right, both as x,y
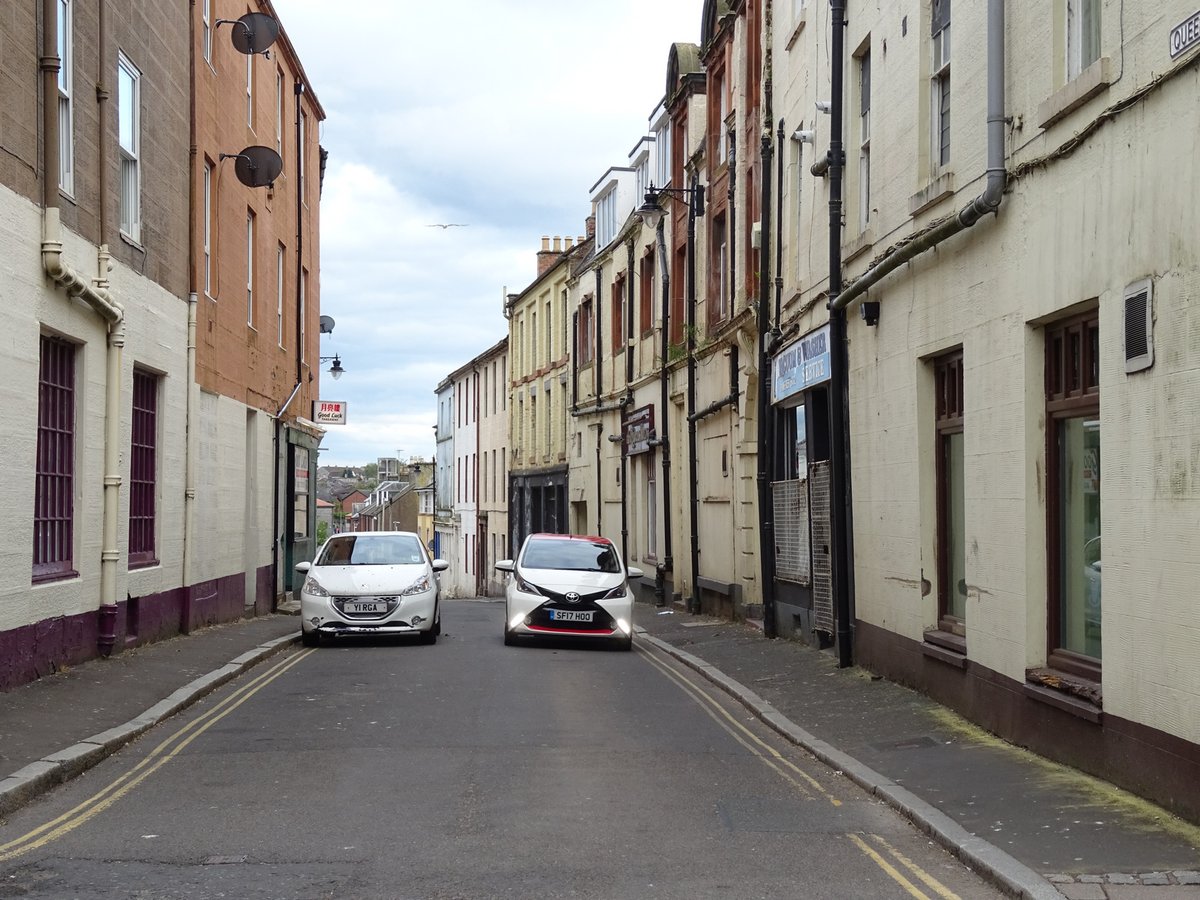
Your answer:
506,593 -> 633,639
300,590 -> 438,636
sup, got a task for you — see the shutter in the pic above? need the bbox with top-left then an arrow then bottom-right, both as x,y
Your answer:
1123,278 -> 1153,374
810,461 -> 834,635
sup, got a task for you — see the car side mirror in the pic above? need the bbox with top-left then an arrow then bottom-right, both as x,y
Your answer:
495,559 -> 514,573
626,566 -> 644,580
295,561 -> 312,574
431,559 -> 449,572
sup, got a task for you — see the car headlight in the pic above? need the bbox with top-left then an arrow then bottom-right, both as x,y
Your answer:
514,572 -> 545,596
303,575 -> 329,598
403,573 -> 432,596
602,582 -> 628,600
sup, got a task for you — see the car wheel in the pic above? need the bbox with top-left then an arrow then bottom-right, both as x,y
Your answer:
301,628 -> 320,648
419,624 -> 438,645
504,628 -> 516,646
617,634 -> 633,652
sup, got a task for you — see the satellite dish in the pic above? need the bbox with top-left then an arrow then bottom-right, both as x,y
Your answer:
230,13 -> 280,55
319,315 -> 335,334
229,145 -> 283,188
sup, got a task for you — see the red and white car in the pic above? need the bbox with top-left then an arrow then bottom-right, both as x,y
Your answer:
495,534 -> 642,650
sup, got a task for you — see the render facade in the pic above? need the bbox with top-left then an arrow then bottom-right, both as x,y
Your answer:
474,339 -> 509,596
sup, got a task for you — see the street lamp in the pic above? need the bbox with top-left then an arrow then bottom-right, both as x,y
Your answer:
319,355 -> 345,380
636,181 -> 706,230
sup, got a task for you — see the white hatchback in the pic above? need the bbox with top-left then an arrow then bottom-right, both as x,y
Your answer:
495,533 -> 642,651
296,531 -> 448,647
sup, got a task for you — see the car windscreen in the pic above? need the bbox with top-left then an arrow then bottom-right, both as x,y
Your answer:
316,534 -> 426,566
520,539 -> 621,573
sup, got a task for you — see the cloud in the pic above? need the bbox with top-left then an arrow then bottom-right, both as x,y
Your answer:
274,0 -> 699,466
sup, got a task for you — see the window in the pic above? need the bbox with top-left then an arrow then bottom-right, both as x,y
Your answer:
530,394 -> 538,458
202,0 -> 212,63
203,161 -> 214,296
275,70 -> 284,156
245,51 -> 254,128
646,461 -> 657,559
859,48 -> 872,227
579,296 -> 595,364
1067,0 -> 1101,80
34,336 -> 76,582
640,250 -> 655,336
545,299 -> 552,361
299,267 -> 307,359
277,244 -> 285,346
299,110 -> 307,201
532,310 -> 538,366
654,119 -> 671,189
118,54 -> 141,241
129,369 -> 158,567
611,272 -> 627,355
671,246 -> 686,344
1046,311 -> 1101,675
595,190 -> 617,247
935,352 -> 965,633
57,0 -> 73,194
246,210 -> 255,327
931,0 -> 951,170
711,214 -> 729,324
544,380 -> 552,449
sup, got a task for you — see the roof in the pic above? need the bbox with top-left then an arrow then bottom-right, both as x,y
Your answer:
528,533 -> 613,545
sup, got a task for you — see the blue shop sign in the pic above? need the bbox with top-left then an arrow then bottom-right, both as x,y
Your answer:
772,323 -> 831,404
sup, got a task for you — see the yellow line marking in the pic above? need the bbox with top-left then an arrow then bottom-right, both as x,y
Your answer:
847,832 -> 933,899
869,833 -> 962,900
637,644 -> 841,805
0,648 -> 314,861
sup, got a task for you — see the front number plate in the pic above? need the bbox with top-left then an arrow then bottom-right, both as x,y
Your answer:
549,609 -> 594,623
346,601 -> 386,614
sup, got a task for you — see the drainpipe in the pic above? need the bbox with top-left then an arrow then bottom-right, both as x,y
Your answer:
594,267 -> 603,398
619,239 -> 635,569
774,119 -> 785,333
828,0 -> 853,667
685,171 -> 701,614
571,309 -> 579,409
595,426 -> 603,537
832,0 -> 1007,312
41,0 -> 125,656
757,130 -> 778,637
655,219 -> 674,588
182,0 -> 197,632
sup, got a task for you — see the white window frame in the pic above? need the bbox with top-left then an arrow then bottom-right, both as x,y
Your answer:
654,122 -> 671,189
931,13 -> 951,171
277,245 -> 285,346
118,53 -> 142,242
57,0 -> 74,195
202,0 -> 212,63
275,70 -> 283,156
246,210 -> 255,327
246,51 -> 254,128
1067,0 -> 1101,80
299,268 -> 307,360
859,48 -> 871,227
203,161 -> 213,296
299,110 -> 308,202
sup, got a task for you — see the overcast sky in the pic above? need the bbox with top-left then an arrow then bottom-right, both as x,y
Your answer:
274,0 -> 700,467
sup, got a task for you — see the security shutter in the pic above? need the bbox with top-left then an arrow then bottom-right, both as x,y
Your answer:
809,461 -> 834,634
773,478 -> 811,585
1123,278 -> 1153,374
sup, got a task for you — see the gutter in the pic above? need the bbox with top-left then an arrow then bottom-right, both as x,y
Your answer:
832,0 -> 1007,312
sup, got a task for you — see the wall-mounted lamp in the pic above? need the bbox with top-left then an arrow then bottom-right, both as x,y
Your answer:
636,182 -> 706,231
860,300 -> 880,327
816,100 -> 832,114
319,355 -> 345,380
792,129 -> 816,143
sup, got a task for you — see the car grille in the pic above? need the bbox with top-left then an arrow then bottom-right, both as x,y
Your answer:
331,596 -> 401,619
528,597 -> 617,632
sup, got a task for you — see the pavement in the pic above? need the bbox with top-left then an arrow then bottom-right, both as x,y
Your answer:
1,601 -> 1198,899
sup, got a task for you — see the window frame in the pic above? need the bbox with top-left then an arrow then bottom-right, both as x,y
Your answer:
203,160 -> 214,297
858,47 -> 872,227
128,368 -> 159,568
611,271 -> 627,356
246,209 -> 256,327
277,243 -> 285,347
57,0 -> 74,195
1067,0 -> 1101,81
930,1 -> 951,171
118,53 -> 142,242
201,0 -> 212,64
34,335 -> 78,583
1044,309 -> 1102,680
639,248 -> 655,337
579,296 -> 595,365
934,350 -> 965,636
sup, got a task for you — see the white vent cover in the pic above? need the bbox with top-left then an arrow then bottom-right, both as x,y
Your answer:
1123,278 -> 1154,374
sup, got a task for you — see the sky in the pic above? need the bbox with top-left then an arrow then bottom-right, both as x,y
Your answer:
273,0 -> 701,467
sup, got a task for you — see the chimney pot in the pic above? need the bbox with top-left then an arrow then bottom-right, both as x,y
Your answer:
553,236 -> 562,252
540,236 -> 550,251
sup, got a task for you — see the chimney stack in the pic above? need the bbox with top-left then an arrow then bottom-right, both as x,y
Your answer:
585,215 -> 596,240
536,235 -> 561,277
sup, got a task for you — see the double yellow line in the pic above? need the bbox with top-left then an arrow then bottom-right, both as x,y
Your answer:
0,647 -> 314,862
637,644 -> 961,900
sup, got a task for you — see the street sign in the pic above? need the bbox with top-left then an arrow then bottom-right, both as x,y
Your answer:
1170,9 -> 1200,59
313,400 -> 347,425
623,405 -> 655,455
772,323 -> 832,405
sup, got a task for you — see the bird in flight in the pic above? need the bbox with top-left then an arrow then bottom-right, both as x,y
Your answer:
427,223 -> 469,229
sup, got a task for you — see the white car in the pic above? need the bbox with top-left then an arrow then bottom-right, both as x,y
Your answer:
295,531 -> 448,647
495,533 -> 642,651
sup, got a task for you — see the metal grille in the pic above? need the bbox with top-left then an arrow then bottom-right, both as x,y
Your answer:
809,461 -> 834,634
129,369 -> 157,565
772,478 -> 810,585
34,336 -> 75,580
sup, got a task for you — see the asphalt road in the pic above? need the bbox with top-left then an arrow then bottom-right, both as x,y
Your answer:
0,600 -> 1006,899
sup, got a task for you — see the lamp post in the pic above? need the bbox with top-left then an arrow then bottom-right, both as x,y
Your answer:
318,354 -> 345,380
637,177 -> 705,613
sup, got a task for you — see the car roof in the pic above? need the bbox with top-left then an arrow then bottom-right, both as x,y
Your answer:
331,530 -> 420,538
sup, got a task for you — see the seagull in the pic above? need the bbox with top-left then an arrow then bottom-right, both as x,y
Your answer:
427,223 -> 469,229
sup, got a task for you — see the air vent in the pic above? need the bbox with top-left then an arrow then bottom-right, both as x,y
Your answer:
1123,278 -> 1153,374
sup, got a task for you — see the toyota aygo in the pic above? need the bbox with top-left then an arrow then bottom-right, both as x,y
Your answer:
495,533 -> 642,650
